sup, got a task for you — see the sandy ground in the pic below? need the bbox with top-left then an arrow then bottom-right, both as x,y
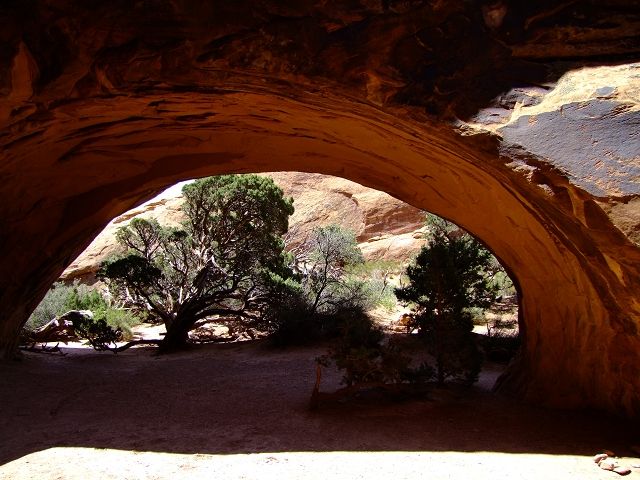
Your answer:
1,332 -> 639,480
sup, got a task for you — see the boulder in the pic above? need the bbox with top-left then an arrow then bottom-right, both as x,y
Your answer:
26,310 -> 93,343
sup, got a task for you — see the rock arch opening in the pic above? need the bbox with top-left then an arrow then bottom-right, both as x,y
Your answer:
45,172 -> 521,378
2,89 -> 637,416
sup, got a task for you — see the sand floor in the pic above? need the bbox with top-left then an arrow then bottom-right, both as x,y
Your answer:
1,337 -> 639,480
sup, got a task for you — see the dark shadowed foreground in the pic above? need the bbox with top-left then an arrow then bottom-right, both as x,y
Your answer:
1,339 -> 638,480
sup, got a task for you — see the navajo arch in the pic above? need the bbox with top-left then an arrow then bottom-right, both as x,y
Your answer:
0,1 -> 639,417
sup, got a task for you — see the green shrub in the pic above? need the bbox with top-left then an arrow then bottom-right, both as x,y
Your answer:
95,308 -> 138,341
64,283 -> 108,312
24,283 -> 70,331
24,280 -> 140,340
72,313 -> 123,351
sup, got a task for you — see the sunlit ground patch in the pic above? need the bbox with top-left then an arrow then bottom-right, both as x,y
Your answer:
1,448 -> 628,480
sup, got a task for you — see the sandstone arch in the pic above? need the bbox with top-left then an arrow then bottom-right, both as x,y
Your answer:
1,1 -> 639,417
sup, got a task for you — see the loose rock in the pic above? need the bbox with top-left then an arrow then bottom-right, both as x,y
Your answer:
600,459 -> 618,471
613,466 -> 631,476
595,453 -> 609,464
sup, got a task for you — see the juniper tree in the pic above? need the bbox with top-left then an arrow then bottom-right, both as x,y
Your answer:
98,175 -> 294,352
395,215 -> 498,385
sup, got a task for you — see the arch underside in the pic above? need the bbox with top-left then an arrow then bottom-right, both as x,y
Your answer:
1,0 -> 640,420
1,87 -> 639,416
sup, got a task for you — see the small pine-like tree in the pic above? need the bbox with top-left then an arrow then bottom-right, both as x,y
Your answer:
395,215 -> 498,385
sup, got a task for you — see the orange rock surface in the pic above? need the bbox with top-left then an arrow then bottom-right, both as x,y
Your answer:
0,1 -> 639,417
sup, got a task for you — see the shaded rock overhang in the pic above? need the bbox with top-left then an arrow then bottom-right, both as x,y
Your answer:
0,0 -> 639,417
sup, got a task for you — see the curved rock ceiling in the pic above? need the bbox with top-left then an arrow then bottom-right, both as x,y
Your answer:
0,1 -> 639,417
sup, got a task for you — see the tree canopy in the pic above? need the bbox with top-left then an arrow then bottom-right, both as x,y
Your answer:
395,215 -> 499,384
303,224 -> 365,315
98,174 -> 294,352
267,224 -> 377,345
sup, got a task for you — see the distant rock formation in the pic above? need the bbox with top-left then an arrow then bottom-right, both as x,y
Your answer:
61,173 -> 427,281
267,172 -> 427,261
61,190 -> 184,282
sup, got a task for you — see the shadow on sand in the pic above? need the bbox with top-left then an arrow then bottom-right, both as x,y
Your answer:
1,340 -> 638,467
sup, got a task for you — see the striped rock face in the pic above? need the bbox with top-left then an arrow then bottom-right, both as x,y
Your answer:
0,1 -> 639,416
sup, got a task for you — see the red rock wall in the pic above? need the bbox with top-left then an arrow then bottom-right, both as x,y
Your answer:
0,1 -> 639,417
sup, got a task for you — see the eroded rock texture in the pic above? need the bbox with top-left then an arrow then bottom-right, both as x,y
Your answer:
0,1 -> 639,416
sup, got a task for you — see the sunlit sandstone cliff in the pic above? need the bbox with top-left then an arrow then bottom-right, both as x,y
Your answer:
61,172 -> 426,281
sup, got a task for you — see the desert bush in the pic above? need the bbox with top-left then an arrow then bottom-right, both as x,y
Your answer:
23,281 -> 139,340
347,259 -> 403,312
267,304 -> 316,346
301,225 -> 365,315
481,323 -> 521,363
489,269 -> 516,299
363,277 -> 398,311
71,312 -> 123,350
268,301 -> 369,347
319,308 -> 386,386
347,259 -> 403,277
320,308 -> 434,387
24,283 -> 71,331
269,282 -> 393,346
270,225 -> 374,346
